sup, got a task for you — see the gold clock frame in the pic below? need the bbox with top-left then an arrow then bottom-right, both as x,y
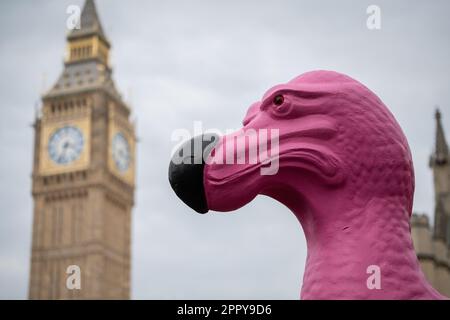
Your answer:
39,116 -> 91,175
108,112 -> 135,185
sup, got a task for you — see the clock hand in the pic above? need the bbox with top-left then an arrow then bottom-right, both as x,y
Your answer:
59,147 -> 67,162
60,140 -> 72,161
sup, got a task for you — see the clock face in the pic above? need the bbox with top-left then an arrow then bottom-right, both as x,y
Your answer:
48,126 -> 84,165
112,132 -> 131,172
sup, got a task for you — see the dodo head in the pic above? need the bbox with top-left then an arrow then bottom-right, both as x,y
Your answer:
169,70 -> 414,222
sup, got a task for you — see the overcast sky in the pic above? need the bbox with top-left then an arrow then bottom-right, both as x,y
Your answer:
0,0 -> 449,299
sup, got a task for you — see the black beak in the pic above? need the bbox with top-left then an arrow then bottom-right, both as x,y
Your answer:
168,134 -> 219,214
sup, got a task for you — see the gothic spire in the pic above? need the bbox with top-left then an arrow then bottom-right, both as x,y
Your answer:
43,0 -> 119,99
68,0 -> 109,46
432,109 -> 449,165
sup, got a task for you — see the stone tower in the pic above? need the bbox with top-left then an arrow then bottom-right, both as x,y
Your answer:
411,109 -> 450,297
28,0 -> 135,299
430,109 -> 450,245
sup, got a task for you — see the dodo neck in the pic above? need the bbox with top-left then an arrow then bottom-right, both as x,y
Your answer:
292,195 -> 443,300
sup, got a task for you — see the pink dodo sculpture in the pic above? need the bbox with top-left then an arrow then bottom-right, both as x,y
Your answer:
168,70 -> 446,299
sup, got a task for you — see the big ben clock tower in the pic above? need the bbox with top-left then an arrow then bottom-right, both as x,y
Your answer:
29,0 -> 135,299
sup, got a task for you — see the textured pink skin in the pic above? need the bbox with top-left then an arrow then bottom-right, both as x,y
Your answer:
203,70 -> 446,300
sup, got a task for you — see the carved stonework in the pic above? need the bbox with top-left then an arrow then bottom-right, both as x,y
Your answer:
29,0 -> 135,300
411,109 -> 450,297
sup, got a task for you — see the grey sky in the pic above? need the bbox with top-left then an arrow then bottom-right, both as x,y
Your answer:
0,0 -> 449,299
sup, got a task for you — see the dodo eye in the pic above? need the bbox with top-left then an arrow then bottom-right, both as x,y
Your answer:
273,95 -> 284,106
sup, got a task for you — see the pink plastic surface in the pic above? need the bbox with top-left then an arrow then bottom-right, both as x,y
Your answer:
203,70 -> 445,299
